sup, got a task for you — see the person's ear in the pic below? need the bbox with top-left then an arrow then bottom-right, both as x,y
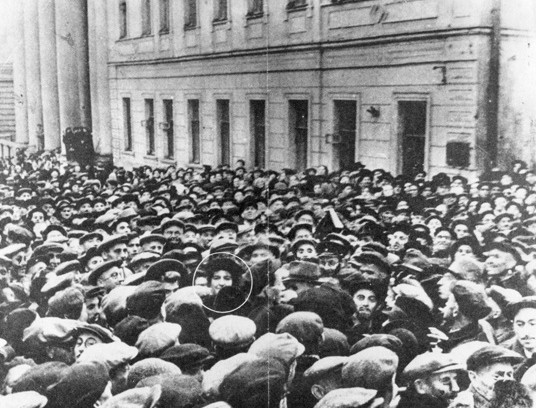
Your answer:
311,384 -> 325,400
414,379 -> 428,395
468,370 -> 478,383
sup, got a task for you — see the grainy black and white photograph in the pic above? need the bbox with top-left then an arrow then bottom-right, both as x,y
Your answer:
0,0 -> 535,407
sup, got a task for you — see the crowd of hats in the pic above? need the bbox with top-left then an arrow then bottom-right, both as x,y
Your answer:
2,151 -> 536,407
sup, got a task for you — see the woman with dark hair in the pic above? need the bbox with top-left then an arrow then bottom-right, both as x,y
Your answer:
204,257 -> 245,297
449,236 -> 483,262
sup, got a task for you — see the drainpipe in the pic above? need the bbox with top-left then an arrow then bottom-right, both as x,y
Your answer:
486,0 -> 501,170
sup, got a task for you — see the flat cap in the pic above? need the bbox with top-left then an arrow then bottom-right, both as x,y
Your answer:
402,352 -> 464,383
87,259 -> 123,286
0,391 -> 48,408
22,317 -> 79,346
145,259 -> 187,282
466,345 -> 524,372
100,385 -> 161,408
284,260 -> 321,283
342,347 -> 398,389
52,260 -> 82,276
505,296 -> 536,320
139,233 -> 167,246
209,316 -> 256,349
276,311 -> 324,347
160,344 -> 214,372
304,356 -> 348,380
313,387 -> 378,408
136,322 -> 182,358
97,234 -> 128,254
77,341 -> 139,371
248,332 -> 305,368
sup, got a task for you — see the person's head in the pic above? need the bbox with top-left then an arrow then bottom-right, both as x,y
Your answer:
484,243 -> 519,276
342,347 -> 399,408
205,257 -> 244,296
388,228 -> 410,253
140,234 -> 166,255
73,325 -> 114,361
403,353 -> 464,405
304,356 -> 347,401
434,228 -> 454,252
467,345 -> 524,400
507,298 -> 536,355
162,220 -> 184,244
47,287 -> 87,321
292,239 -> 318,261
100,236 -> 130,264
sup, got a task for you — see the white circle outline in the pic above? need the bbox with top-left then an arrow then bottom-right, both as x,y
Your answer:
192,251 -> 253,314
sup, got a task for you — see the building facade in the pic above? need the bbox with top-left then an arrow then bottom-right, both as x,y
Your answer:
11,0 -> 536,177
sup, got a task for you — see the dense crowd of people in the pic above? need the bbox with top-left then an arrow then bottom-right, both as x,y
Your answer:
1,149 -> 536,407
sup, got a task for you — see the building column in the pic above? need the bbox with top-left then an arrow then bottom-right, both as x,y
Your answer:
88,0 -> 112,159
12,0 -> 28,144
55,0 -> 82,143
23,0 -> 43,150
38,0 -> 61,151
73,0 -> 92,129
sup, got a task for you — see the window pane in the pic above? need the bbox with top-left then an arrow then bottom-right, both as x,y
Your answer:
145,99 -> 155,155
188,100 -> 200,163
123,98 -> 132,151
142,0 -> 152,35
185,0 -> 197,28
164,99 -> 174,158
215,0 -> 227,21
119,1 -> 127,38
160,0 -> 170,33
248,0 -> 263,15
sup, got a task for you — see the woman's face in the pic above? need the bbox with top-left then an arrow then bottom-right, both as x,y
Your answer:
31,211 -> 45,224
210,270 -> 233,295
455,244 -> 475,260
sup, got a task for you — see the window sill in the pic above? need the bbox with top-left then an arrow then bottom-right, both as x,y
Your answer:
246,12 -> 264,20
144,155 -> 158,161
122,150 -> 134,156
184,25 -> 198,31
212,18 -> 229,26
161,158 -> 176,165
159,29 -> 170,35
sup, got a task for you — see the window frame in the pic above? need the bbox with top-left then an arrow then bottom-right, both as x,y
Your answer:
141,0 -> 152,36
119,0 -> 128,39
144,98 -> 155,156
188,99 -> 201,164
247,0 -> 263,18
122,97 -> 132,151
184,0 -> 198,30
159,0 -> 170,34
213,0 -> 228,23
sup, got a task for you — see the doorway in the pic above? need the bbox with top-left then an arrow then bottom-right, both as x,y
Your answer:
398,101 -> 427,177
289,100 -> 308,171
333,100 -> 357,170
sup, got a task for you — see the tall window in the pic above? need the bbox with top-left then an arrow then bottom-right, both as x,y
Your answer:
217,100 -> 230,165
214,0 -> 228,22
163,99 -> 174,158
250,100 -> 265,168
289,100 -> 308,171
122,98 -> 132,151
188,99 -> 200,163
247,0 -> 263,16
159,0 -> 170,33
185,0 -> 197,29
144,99 -> 155,155
141,0 -> 152,36
119,0 -> 128,39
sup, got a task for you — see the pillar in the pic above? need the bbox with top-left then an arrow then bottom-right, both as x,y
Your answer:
38,0 -> 61,151
88,0 -> 112,159
55,0 -> 82,140
23,0 -> 43,150
73,0 -> 92,129
12,0 -> 28,144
